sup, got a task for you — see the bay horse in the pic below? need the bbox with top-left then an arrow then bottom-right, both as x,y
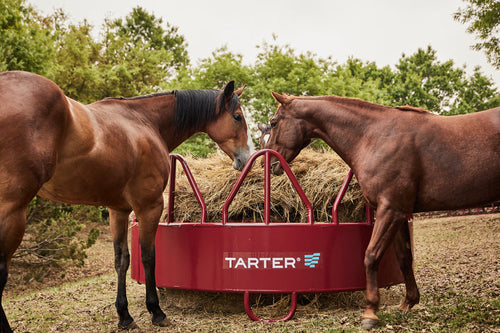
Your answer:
0,71 -> 251,332
263,91 -> 500,329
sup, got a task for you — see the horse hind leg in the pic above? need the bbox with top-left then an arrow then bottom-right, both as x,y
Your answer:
0,205 -> 28,333
393,221 -> 420,311
108,209 -> 138,330
0,253 -> 12,333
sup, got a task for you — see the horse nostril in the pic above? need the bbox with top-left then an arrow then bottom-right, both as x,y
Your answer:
233,160 -> 242,171
232,156 -> 245,171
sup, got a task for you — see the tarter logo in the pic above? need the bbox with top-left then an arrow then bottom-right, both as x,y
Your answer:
304,253 -> 321,268
224,256 -> 297,269
223,252 -> 321,270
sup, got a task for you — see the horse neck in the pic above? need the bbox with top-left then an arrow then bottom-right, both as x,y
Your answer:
108,94 -> 197,151
300,97 -> 381,167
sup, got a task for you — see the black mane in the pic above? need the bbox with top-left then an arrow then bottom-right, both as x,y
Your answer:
173,89 -> 239,132
106,88 -> 240,132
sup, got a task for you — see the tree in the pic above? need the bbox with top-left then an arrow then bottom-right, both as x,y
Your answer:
455,0 -> 500,69
323,58 -> 394,105
389,46 -> 465,113
388,46 -> 499,114
112,6 -> 189,70
48,18 -> 103,103
47,6 -> 191,102
98,6 -> 189,98
0,0 -> 55,74
249,40 -> 332,124
448,66 -> 500,114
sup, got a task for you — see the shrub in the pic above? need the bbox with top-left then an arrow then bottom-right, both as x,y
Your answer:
14,197 -> 103,268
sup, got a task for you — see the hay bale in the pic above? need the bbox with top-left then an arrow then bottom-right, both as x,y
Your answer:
162,149 -> 367,223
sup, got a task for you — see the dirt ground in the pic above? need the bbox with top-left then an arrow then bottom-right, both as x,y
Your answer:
3,213 -> 500,332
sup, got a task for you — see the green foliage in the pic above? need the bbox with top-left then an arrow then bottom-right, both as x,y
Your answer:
96,7 -> 186,98
249,41 -> 332,124
0,0 -> 55,74
390,46 -> 466,112
112,6 -> 189,70
49,18 -> 103,103
455,0 -> 500,69
173,133 -> 217,158
45,6 -> 190,102
448,66 -> 500,114
15,197 -> 103,268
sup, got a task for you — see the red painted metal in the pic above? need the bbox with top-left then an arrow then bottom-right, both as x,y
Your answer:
167,154 -> 206,223
332,169 -> 354,225
332,169 -> 374,224
244,291 -> 297,322
130,149 -> 405,322
222,149 -> 313,225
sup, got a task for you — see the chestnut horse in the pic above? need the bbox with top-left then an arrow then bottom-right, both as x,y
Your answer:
263,91 -> 500,329
0,71 -> 251,332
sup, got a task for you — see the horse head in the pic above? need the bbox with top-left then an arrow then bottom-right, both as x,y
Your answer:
262,91 -> 311,174
205,82 -> 252,171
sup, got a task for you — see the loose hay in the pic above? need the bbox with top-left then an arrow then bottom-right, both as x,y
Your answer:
162,149 -> 367,223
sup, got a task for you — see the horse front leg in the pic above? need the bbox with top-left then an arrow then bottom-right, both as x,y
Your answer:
108,209 -> 137,330
135,207 -> 170,327
362,204 -> 408,329
393,220 -> 420,311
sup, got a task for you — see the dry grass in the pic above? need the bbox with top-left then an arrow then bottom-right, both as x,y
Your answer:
163,149 -> 366,224
4,214 -> 499,332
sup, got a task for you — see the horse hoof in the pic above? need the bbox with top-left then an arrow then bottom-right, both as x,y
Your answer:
153,317 -> 172,327
398,302 -> 411,311
361,317 -> 379,330
118,321 -> 140,331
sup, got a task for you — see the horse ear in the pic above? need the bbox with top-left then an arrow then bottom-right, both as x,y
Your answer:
223,81 -> 235,101
234,84 -> 246,97
271,91 -> 291,105
257,123 -> 267,133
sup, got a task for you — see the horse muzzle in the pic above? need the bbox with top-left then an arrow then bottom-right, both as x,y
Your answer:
232,148 -> 251,171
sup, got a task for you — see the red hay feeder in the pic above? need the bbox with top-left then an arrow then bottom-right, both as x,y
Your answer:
131,150 -> 406,322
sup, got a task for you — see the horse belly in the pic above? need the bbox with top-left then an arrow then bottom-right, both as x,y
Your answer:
38,143 -> 170,209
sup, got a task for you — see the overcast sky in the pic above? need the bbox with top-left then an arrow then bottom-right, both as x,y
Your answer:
33,0 -> 500,88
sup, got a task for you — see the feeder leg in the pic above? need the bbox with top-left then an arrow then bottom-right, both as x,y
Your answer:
244,292 -> 297,322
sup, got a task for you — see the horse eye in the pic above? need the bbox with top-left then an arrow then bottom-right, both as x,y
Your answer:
270,121 -> 278,128
233,114 -> 242,122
